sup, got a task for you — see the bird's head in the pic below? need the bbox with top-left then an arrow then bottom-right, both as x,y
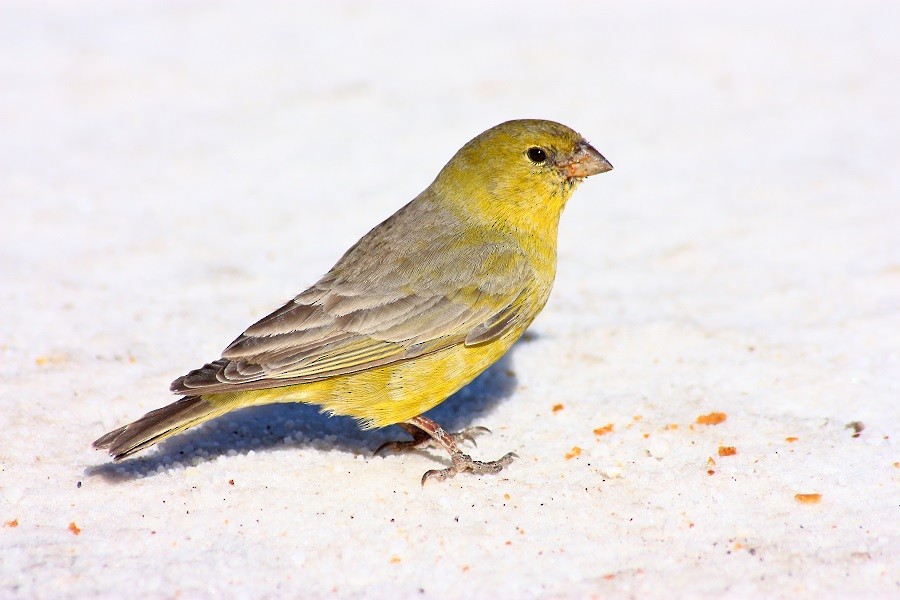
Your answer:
432,119 -> 612,234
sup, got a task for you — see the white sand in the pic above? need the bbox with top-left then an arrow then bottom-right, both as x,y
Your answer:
1,1 -> 898,597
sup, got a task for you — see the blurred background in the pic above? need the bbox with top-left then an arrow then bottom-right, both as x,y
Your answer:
1,1 -> 897,597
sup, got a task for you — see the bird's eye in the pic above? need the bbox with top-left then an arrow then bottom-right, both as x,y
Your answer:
527,147 -> 547,164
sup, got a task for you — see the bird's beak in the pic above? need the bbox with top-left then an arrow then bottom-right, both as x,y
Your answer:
558,142 -> 613,179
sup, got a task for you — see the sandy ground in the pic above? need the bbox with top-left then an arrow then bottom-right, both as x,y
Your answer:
1,1 -> 898,598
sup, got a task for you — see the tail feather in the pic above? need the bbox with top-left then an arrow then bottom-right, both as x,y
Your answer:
93,395 -> 224,460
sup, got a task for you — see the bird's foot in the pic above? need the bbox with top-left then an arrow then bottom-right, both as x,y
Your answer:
375,415 -> 516,484
374,424 -> 490,456
421,451 -> 518,486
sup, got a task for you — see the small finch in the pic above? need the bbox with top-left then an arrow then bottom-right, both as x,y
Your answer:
93,119 -> 612,483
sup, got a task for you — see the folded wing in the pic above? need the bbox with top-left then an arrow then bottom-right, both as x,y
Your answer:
171,239 -> 535,395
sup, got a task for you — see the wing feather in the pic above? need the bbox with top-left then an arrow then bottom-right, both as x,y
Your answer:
170,202 -> 541,395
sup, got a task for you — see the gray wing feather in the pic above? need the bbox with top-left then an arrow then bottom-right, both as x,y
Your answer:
170,196 -> 537,395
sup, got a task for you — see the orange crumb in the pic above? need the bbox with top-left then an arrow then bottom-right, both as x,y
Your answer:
503,493 -> 510,500
461,565 -> 470,572
565,446 -> 582,460
505,540 -> 512,546
795,493 -> 822,504
697,412 -> 727,425
642,433 -> 650,439
665,424 -> 679,430
707,457 -> 716,466
390,556 -> 401,564
894,462 -> 899,468
688,522 -> 695,528
632,415 -> 643,421
785,437 -> 799,443
552,403 -> 564,413
734,542 -> 744,550
35,353 -> 67,366
518,527 -> 525,535
5,519 -> 18,528
603,574 -> 615,580
593,423 -> 614,436
718,446 -> 737,456
68,522 -> 81,535
707,470 -> 715,475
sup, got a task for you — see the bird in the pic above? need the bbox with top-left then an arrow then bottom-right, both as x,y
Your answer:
93,119 -> 612,484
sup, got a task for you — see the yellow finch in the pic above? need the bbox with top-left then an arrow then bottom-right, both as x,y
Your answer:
94,119 -> 612,483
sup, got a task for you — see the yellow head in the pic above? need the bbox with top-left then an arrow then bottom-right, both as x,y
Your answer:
432,119 -> 612,235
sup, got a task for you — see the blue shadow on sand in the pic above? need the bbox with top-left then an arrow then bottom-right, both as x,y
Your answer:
85,340 -> 529,482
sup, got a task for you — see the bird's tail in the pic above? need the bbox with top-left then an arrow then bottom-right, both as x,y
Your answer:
93,395 -> 226,460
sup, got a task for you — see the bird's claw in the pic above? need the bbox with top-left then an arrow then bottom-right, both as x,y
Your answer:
451,426 -> 491,448
420,451 -> 518,486
373,440 -> 406,456
374,425 -> 491,456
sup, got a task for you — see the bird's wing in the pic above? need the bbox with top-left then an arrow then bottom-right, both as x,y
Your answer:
170,241 -> 534,395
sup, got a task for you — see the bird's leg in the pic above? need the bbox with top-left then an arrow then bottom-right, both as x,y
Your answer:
373,422 -> 434,455
374,419 -> 490,456
398,415 -> 517,485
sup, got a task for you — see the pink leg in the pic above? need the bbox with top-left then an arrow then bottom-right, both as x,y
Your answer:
374,419 -> 490,457
378,415 -> 516,485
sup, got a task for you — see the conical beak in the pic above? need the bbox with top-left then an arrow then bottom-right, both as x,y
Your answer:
558,142 -> 613,179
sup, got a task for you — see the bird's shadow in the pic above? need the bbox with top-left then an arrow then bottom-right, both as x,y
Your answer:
86,340 -> 530,482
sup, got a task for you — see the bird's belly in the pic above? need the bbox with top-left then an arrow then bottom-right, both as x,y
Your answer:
223,328 -> 521,429
325,331 -> 519,428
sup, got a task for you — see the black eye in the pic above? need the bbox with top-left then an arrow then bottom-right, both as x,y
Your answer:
527,147 -> 547,163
